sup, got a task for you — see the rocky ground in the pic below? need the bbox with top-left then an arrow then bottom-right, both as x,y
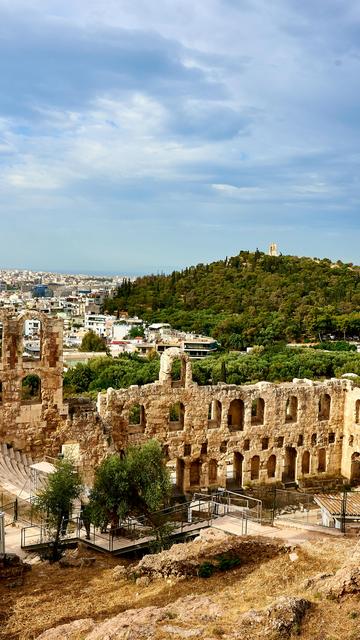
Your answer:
0,529 -> 359,640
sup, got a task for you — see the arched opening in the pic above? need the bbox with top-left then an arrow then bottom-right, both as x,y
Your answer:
350,452 -> 360,485
355,400 -> 360,424
251,398 -> 265,425
285,396 -> 298,422
311,433 -> 317,446
261,437 -> 269,450
318,393 -> 331,420
21,375 -> 41,404
226,452 -> 243,489
128,403 -> 146,431
250,455 -> 260,480
301,451 -> 310,475
159,348 -> 190,388
318,448 -> 326,473
283,447 -> 297,482
227,399 -> 244,431
267,455 -> 276,478
208,459 -> 218,485
23,318 -> 42,361
190,460 -> 201,487
169,402 -> 185,431
176,459 -> 185,492
302,451 -> 310,475
208,400 -> 222,429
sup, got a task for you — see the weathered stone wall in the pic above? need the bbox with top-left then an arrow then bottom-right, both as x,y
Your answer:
0,313 -> 359,490
0,311 -> 108,480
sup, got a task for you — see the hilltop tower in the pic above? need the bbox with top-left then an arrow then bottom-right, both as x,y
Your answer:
268,242 -> 279,257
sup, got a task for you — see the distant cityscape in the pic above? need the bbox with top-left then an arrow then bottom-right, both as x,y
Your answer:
0,268 -> 218,366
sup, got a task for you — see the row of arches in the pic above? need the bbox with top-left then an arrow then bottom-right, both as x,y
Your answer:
174,448 -> 330,490
127,393 -> 332,433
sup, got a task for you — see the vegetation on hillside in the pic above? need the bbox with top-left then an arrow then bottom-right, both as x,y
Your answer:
104,251 -> 360,348
63,346 -> 360,396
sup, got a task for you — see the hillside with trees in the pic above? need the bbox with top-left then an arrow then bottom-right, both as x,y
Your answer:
104,251 -> 360,348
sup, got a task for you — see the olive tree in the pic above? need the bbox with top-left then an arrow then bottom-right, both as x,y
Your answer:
88,440 -> 171,533
33,459 -> 82,562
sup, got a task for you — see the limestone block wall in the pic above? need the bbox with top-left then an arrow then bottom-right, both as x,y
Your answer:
98,357 -> 348,492
342,383 -> 360,482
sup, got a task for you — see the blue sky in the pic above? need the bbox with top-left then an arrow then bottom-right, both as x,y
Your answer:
1,0 -> 360,274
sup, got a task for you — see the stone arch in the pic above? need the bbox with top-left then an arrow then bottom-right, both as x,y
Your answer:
159,347 -> 192,388
227,399 -> 244,431
250,455 -> 260,480
21,313 -> 43,362
128,403 -> 146,430
350,452 -> 360,485
208,400 -> 222,428
355,400 -> 360,424
208,459 -> 218,485
226,452 -> 243,489
21,374 -> 41,404
251,398 -> 265,425
318,393 -> 331,420
267,454 -> 276,478
285,396 -> 298,422
169,402 -> 185,431
283,447 -> 297,482
302,450 -> 310,475
318,448 -> 326,473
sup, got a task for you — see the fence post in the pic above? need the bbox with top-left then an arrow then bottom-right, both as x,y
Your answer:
271,486 -> 276,525
14,498 -> 18,522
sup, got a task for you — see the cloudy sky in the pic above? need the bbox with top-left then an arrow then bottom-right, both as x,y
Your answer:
1,0 -> 360,274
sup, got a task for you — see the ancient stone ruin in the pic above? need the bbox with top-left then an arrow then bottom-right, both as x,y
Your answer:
0,310 -> 360,492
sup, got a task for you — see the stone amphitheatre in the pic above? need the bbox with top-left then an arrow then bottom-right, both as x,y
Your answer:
0,309 -> 359,493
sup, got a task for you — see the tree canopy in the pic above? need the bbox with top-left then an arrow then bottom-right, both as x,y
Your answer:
33,459 -> 82,562
103,251 -> 360,348
80,330 -> 108,352
88,440 -> 171,530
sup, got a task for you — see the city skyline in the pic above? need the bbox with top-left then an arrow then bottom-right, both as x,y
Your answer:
1,1 -> 360,272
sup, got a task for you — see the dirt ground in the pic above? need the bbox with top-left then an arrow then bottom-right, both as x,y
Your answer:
0,532 -> 359,640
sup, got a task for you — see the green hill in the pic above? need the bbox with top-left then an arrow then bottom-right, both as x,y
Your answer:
104,251 -> 360,348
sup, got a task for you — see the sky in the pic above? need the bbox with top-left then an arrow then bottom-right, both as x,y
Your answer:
1,0 -> 360,274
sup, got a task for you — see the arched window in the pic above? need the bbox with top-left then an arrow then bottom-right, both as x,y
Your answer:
21,375 -> 41,404
169,402 -> 185,431
311,433 -> 317,446
267,455 -> 276,478
23,318 -> 42,361
250,455 -> 260,480
208,400 -> 221,428
285,396 -> 298,422
227,399 -> 244,431
318,393 -> 331,420
318,448 -> 326,473
302,451 -> 310,475
251,398 -> 265,425
128,403 -> 146,431
355,400 -> 360,425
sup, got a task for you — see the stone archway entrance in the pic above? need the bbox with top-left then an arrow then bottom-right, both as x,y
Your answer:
283,447 -> 297,482
351,452 -> 360,485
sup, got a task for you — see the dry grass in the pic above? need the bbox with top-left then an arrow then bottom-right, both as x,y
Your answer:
0,535 -> 358,640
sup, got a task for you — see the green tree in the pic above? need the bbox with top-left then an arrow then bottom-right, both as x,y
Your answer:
89,440 -> 171,532
126,325 -> 145,339
33,459 -> 82,562
80,330 -> 108,352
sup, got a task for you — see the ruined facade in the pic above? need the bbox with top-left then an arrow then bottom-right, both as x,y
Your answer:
0,312 -> 360,492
